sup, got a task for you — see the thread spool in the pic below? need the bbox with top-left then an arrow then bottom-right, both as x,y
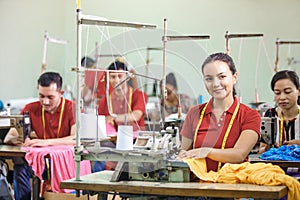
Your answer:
116,125 -> 133,150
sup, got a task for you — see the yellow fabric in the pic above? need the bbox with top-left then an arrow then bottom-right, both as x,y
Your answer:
185,158 -> 300,200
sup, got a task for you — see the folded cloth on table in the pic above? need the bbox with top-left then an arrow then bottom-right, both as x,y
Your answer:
185,158 -> 300,200
22,145 -> 91,193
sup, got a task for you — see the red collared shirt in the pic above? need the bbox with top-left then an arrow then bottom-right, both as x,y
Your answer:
181,97 -> 260,171
98,86 -> 148,131
21,98 -> 75,139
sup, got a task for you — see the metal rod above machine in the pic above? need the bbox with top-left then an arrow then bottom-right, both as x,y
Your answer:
45,32 -> 69,44
79,14 -> 157,29
41,31 -> 69,74
274,38 -> 300,72
276,40 -> 300,45
95,54 -> 122,58
225,31 -> 263,55
163,35 -> 210,41
225,33 -> 264,39
147,47 -> 163,51
75,7 -> 157,182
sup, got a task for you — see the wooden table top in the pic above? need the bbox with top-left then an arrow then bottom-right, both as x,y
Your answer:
60,171 -> 287,199
0,144 -> 26,157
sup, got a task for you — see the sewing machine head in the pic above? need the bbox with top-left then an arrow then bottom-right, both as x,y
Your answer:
0,114 -> 31,144
81,123 -> 187,182
260,117 -> 277,145
134,124 -> 180,153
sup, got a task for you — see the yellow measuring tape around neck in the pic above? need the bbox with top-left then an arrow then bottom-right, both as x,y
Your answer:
109,87 -> 133,114
42,97 -> 65,139
279,108 -> 300,145
193,101 -> 240,171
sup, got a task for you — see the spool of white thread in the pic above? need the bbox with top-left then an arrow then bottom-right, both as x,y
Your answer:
116,125 -> 133,150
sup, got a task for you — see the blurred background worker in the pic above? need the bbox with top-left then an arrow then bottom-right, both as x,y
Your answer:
97,57 -> 148,132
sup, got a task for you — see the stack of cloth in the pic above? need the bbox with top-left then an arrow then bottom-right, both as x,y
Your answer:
260,144 -> 300,161
23,145 -> 91,193
185,158 -> 300,200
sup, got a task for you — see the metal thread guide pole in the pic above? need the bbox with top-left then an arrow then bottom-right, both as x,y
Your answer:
274,38 -> 300,72
224,31 -> 263,55
74,0 -> 156,183
224,31 -> 264,103
41,31 -> 68,74
161,18 -> 167,131
161,22 -> 210,127
75,4 -> 83,182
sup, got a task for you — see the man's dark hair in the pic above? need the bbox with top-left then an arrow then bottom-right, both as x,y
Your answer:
81,56 -> 96,68
38,72 -> 63,90
166,72 -> 177,89
107,60 -> 128,71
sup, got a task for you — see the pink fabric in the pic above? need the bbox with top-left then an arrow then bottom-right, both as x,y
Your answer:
106,123 -> 117,136
22,145 -> 91,193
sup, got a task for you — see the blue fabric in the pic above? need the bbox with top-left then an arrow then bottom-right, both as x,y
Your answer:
13,164 -> 32,200
93,161 -> 106,172
13,157 -> 50,200
260,144 -> 300,161
0,100 -> 3,110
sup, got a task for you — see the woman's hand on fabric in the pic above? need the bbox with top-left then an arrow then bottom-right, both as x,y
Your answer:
284,139 -> 300,146
258,142 -> 270,154
177,148 -> 212,160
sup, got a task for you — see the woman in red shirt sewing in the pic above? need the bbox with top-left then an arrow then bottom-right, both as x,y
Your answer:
178,52 -> 261,172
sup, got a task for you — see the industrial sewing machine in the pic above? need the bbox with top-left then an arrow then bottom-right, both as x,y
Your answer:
125,124 -> 189,182
260,117 -> 277,146
76,124 -> 190,183
134,124 -> 180,151
0,114 -> 31,144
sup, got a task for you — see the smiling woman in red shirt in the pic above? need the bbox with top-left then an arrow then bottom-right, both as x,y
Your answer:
178,52 -> 261,172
